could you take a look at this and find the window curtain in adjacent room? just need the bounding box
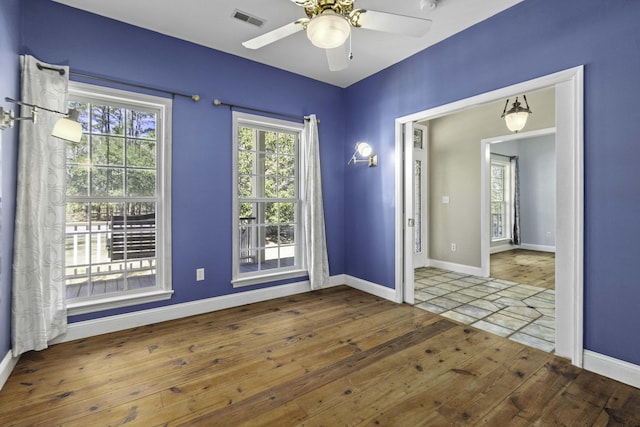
[511,156,521,245]
[12,55,69,356]
[302,115,329,290]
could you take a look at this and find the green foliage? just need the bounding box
[236,125,300,247]
[66,100,158,222]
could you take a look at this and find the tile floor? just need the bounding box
[414,267,556,353]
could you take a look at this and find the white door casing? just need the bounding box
[395,66,583,366]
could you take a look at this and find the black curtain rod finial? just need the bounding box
[36,63,200,102]
[36,62,65,76]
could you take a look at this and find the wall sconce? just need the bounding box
[501,95,533,133]
[0,97,83,142]
[348,142,378,167]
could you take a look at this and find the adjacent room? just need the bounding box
[1,0,640,424]
[411,90,559,354]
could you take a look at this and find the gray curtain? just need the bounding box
[511,156,521,245]
[12,55,68,356]
[302,114,329,290]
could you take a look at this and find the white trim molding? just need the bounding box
[0,351,19,391]
[481,127,557,278]
[519,244,556,253]
[53,280,314,344]
[395,65,584,367]
[52,274,360,345]
[428,259,486,278]
[583,350,640,389]
[344,275,397,302]
[490,243,516,254]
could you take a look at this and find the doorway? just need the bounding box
[394,67,583,366]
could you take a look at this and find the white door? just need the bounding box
[403,122,428,303]
[412,124,428,269]
[403,122,415,303]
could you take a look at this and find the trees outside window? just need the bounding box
[64,82,172,314]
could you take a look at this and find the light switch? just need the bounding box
[442,196,450,204]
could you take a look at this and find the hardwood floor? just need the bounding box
[1,286,639,426]
[491,249,556,289]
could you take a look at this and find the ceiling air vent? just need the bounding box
[233,10,265,27]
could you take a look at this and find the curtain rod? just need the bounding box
[36,63,200,102]
[213,99,319,124]
[491,153,517,159]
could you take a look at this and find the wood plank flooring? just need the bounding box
[491,249,556,289]
[1,286,638,426]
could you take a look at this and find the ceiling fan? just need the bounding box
[242,0,432,71]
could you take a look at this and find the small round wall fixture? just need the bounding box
[348,142,378,167]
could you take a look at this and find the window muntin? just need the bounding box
[233,113,305,286]
[64,82,172,314]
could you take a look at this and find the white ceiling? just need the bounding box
[52,0,522,88]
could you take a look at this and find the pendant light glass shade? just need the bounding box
[52,108,83,143]
[501,96,533,133]
[504,111,530,133]
[307,11,351,49]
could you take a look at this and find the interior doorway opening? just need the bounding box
[394,66,583,366]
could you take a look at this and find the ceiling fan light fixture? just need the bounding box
[306,11,351,49]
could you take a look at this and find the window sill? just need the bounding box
[232,269,308,288]
[67,290,174,316]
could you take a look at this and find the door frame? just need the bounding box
[480,126,557,278]
[394,66,584,366]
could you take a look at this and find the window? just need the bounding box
[64,81,172,314]
[232,112,306,287]
[490,158,512,241]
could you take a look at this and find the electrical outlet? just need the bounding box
[451,243,456,252]
[196,268,205,281]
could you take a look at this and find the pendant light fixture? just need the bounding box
[501,95,533,133]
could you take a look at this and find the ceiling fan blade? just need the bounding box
[326,44,349,72]
[357,9,432,38]
[242,21,305,49]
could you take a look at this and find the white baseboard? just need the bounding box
[490,243,515,254]
[52,275,348,345]
[53,280,313,344]
[519,243,556,253]
[5,278,640,394]
[428,259,485,277]
[0,351,19,391]
[583,350,640,389]
[343,275,397,302]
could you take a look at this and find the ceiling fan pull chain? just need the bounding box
[349,31,354,60]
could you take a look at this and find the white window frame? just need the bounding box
[65,81,173,315]
[490,156,512,242]
[232,112,307,287]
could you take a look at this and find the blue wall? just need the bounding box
[3,0,640,368]
[0,0,21,359]
[344,0,640,365]
[17,0,346,323]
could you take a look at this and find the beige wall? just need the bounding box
[420,87,555,268]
